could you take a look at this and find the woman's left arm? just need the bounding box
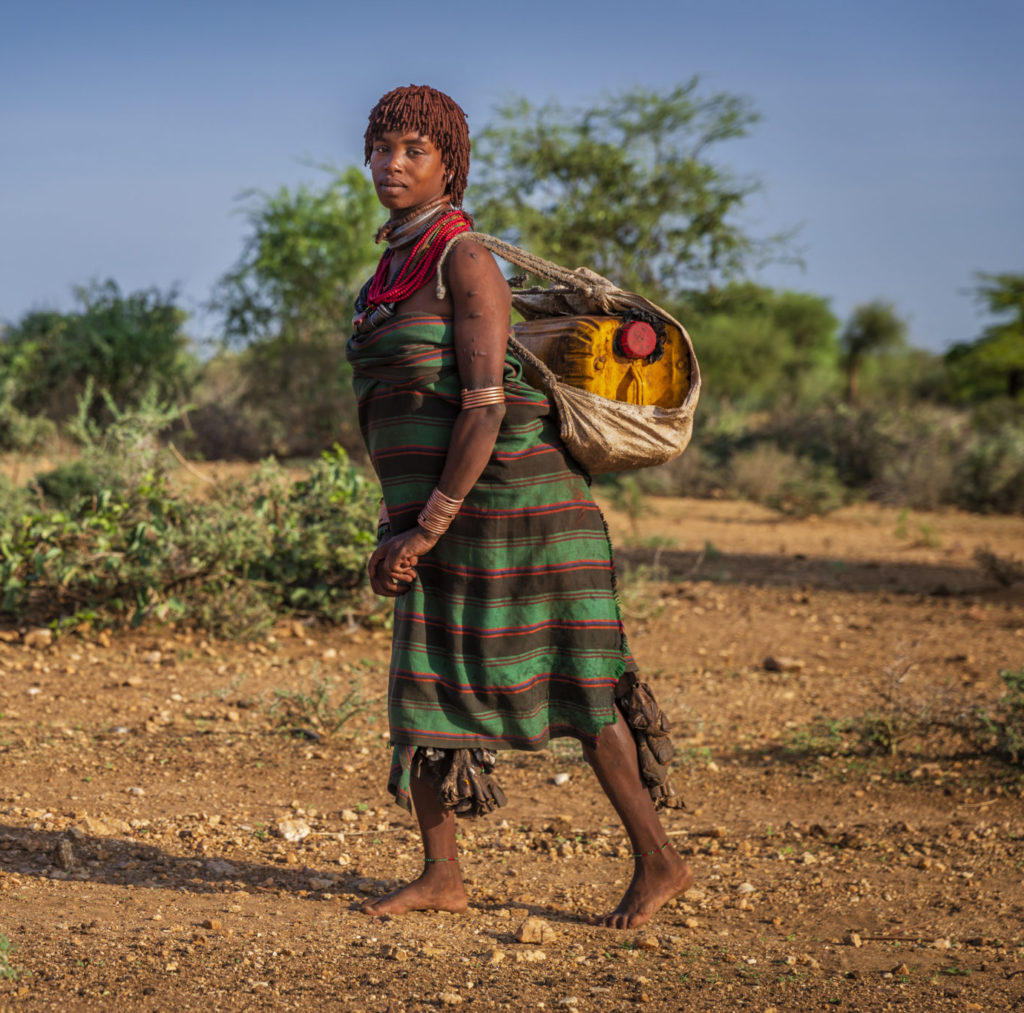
[367,239,510,595]
[433,238,511,497]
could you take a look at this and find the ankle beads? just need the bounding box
[632,840,670,858]
[424,857,458,863]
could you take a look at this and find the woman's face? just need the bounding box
[369,129,448,214]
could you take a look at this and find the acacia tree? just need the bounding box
[945,272,1024,401]
[470,81,793,300]
[212,166,380,346]
[839,301,907,404]
[201,167,381,457]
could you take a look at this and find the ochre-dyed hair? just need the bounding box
[364,85,471,207]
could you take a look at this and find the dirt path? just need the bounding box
[2,497,1023,1011]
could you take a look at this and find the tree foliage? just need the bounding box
[679,283,839,406]
[945,272,1024,402]
[471,81,792,299]
[839,301,908,404]
[212,166,380,346]
[197,167,382,458]
[0,280,193,422]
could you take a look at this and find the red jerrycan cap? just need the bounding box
[619,320,657,359]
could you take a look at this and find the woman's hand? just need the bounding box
[368,527,439,596]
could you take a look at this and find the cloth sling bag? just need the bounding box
[436,232,701,475]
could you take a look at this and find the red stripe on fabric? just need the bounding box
[390,723,597,747]
[416,559,613,580]
[394,613,622,638]
[393,669,618,695]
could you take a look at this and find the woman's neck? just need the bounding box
[376,194,451,246]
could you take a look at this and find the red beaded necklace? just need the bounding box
[366,209,471,308]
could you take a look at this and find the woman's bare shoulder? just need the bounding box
[446,236,508,296]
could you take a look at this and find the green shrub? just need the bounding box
[955,421,1024,513]
[727,443,846,517]
[0,390,380,636]
[977,668,1024,765]
[0,280,195,424]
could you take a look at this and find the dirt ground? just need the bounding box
[2,495,1023,1012]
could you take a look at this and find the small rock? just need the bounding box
[438,992,463,1006]
[514,949,547,963]
[634,932,659,951]
[485,947,504,965]
[763,655,804,672]
[684,917,700,929]
[309,877,334,891]
[736,882,755,894]
[126,786,145,797]
[142,650,162,664]
[202,919,222,931]
[844,932,863,948]
[515,915,558,944]
[932,937,952,950]
[322,648,338,661]
[552,773,571,786]
[892,962,910,975]
[23,628,53,650]
[384,945,409,962]
[556,999,578,1008]
[276,818,311,842]
[340,809,360,822]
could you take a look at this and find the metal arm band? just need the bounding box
[417,487,464,536]
[460,386,506,410]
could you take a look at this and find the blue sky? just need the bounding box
[2,0,1021,353]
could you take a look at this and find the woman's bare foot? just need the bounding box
[597,848,694,929]
[360,865,468,917]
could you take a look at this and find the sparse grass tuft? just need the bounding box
[265,675,368,737]
[0,933,26,982]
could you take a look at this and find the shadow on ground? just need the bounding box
[617,546,1019,597]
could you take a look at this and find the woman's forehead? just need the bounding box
[373,128,436,145]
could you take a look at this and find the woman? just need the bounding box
[346,85,692,929]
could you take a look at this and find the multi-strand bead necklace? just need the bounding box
[365,207,471,309]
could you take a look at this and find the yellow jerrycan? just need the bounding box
[512,313,691,410]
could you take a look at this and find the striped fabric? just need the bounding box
[347,314,633,811]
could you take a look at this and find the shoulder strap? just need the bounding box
[434,231,689,335]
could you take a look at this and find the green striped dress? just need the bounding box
[347,313,632,811]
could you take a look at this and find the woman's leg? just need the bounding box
[360,771,468,916]
[583,708,693,928]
